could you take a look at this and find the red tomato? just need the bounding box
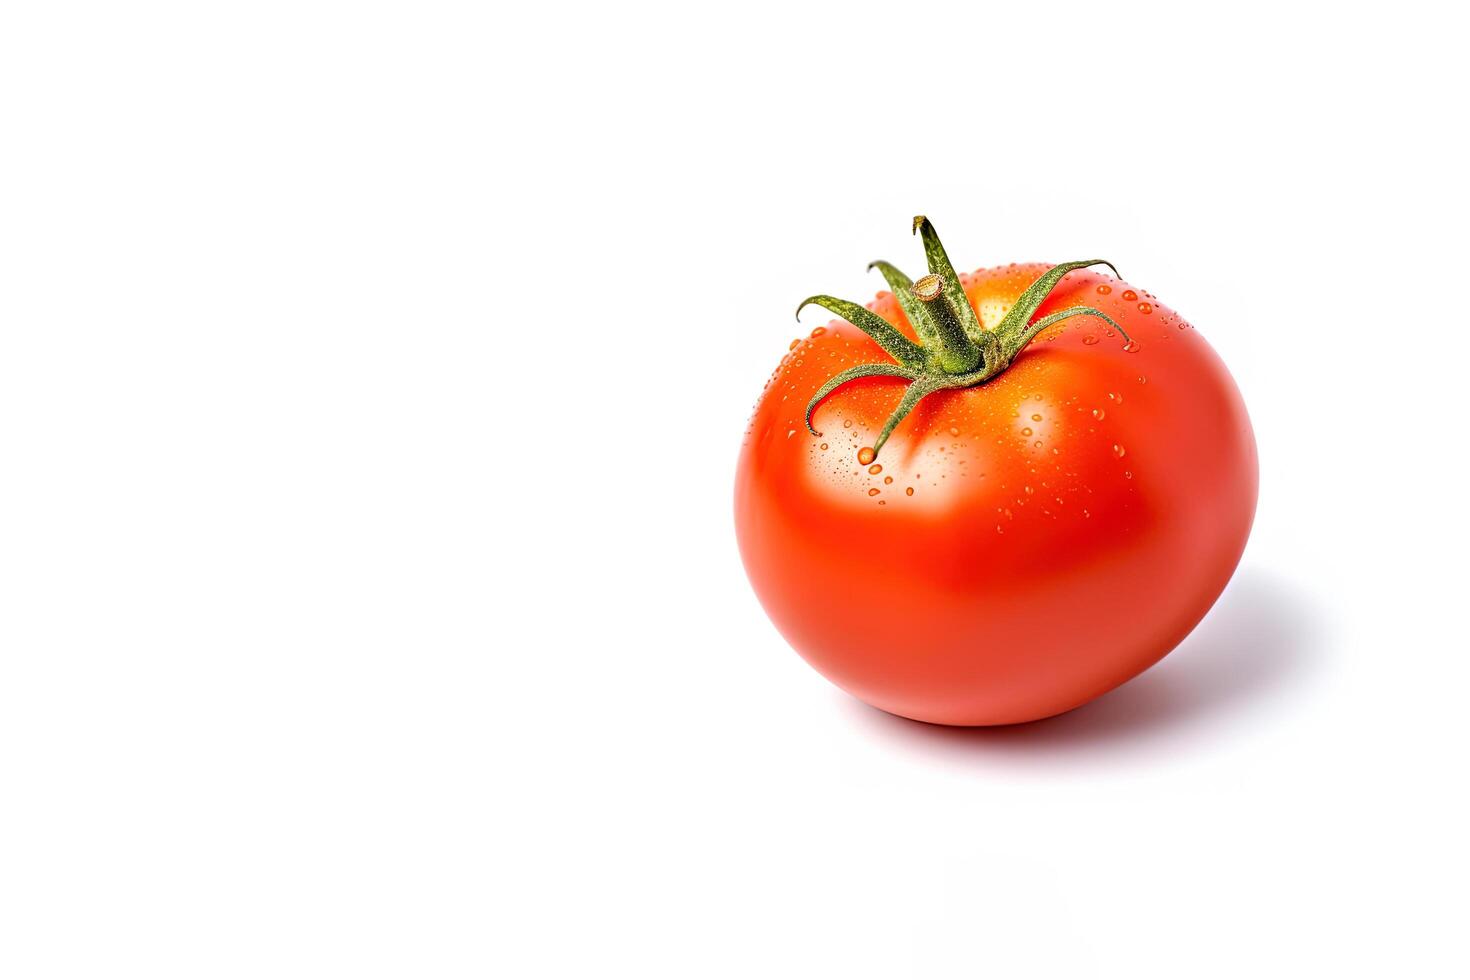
[734,221,1256,726]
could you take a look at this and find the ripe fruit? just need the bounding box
[735,218,1257,726]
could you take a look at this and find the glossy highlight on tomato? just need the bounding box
[734,222,1256,726]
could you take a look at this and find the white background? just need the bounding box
[2,2,1466,976]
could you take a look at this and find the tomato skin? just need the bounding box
[734,266,1257,726]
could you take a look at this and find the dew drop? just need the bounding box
[810,326,827,338]
[1082,334,1099,346]
[1124,470,1133,479]
[1021,427,1033,436]
[868,487,881,496]
[1031,413,1043,421]
[787,429,796,438]
[1092,408,1105,420]
[949,426,960,436]
[905,487,914,496]
[1113,443,1127,458]
[868,463,882,475]
[1108,391,1122,404]
[1096,284,1112,295]
[842,419,853,428]
[857,447,875,465]
[820,442,828,450]
[884,476,893,485]
[1137,302,1153,314]
[788,339,801,350]
[1121,289,1137,302]
[1122,340,1140,353]
[1137,375,1147,384]
[1024,485,1034,495]
[1034,440,1043,448]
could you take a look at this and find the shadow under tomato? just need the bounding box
[844,566,1325,765]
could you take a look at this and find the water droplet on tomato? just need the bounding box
[787,429,796,438]
[1137,302,1153,314]
[1031,413,1043,421]
[1137,375,1147,384]
[1124,470,1133,479]
[810,326,827,338]
[1021,427,1033,437]
[1082,334,1099,345]
[1122,340,1140,353]
[858,447,875,465]
[842,419,853,428]
[1121,289,1137,302]
[868,487,880,496]
[1113,443,1127,458]
[1096,284,1112,295]
[789,339,801,350]
[1093,408,1105,420]
[905,487,914,496]
[884,475,893,485]
[820,442,828,450]
[868,463,882,475]
[1024,485,1034,495]
[949,426,960,436]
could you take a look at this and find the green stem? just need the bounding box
[867,261,940,348]
[913,216,985,342]
[912,274,981,374]
[794,217,1132,461]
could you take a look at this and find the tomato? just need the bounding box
[734,218,1257,726]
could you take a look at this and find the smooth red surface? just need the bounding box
[734,266,1257,725]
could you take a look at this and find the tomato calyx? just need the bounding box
[797,216,1133,459]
